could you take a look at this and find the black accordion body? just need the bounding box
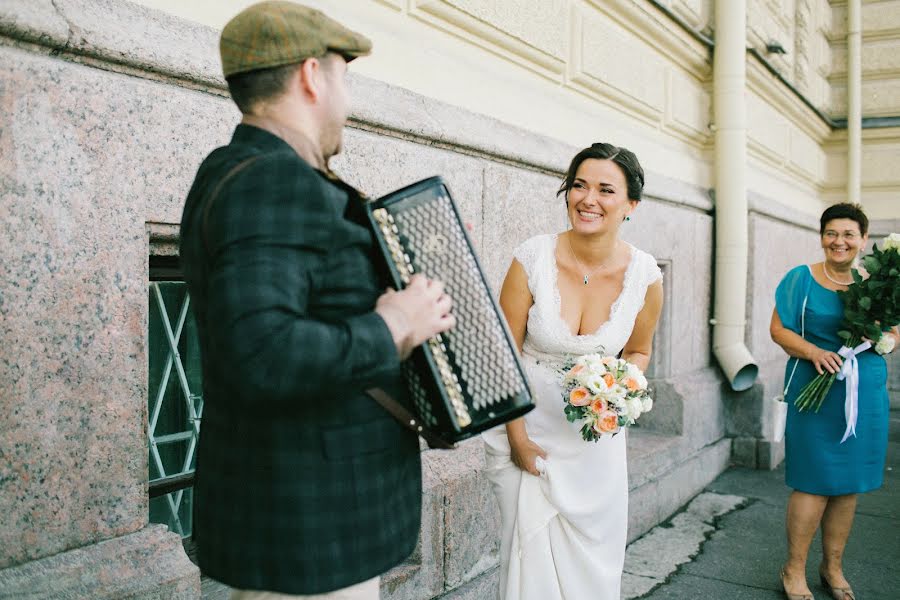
[367,177,534,444]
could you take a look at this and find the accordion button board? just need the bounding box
[368,176,535,443]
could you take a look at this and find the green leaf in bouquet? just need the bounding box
[859,296,872,310]
[844,309,863,323]
[852,269,864,284]
[866,324,882,340]
[863,255,881,273]
[837,330,851,341]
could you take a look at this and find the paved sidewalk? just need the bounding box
[625,411,899,599]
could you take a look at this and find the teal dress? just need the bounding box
[776,265,889,495]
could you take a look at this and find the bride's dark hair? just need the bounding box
[557,142,645,202]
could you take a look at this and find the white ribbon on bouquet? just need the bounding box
[836,340,872,443]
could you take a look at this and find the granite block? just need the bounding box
[433,566,499,600]
[627,437,732,542]
[723,382,766,439]
[0,0,69,48]
[649,439,732,530]
[381,483,443,600]
[747,213,820,361]
[0,46,157,567]
[345,70,574,176]
[481,163,566,292]
[732,437,758,469]
[639,380,685,435]
[0,525,198,599]
[678,368,729,451]
[757,439,785,471]
[622,201,713,375]
[333,127,485,252]
[441,469,500,589]
[13,0,223,86]
[628,479,662,543]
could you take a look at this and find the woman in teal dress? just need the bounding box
[771,203,897,600]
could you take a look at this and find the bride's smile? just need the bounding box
[566,157,638,237]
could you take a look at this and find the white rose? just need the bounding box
[875,335,896,355]
[627,398,644,420]
[586,376,608,394]
[625,363,643,380]
[581,353,602,365]
[641,396,654,413]
[882,232,900,252]
[586,362,607,377]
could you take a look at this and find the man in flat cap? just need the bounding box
[179,2,455,598]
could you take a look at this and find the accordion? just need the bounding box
[367,177,534,444]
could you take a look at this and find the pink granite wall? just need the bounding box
[0,2,232,570]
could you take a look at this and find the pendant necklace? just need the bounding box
[822,263,853,286]
[568,235,616,285]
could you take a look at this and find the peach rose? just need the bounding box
[602,373,616,388]
[569,386,592,406]
[589,397,608,414]
[567,364,585,377]
[592,410,620,434]
[623,377,641,392]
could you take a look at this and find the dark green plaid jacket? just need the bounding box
[179,124,421,594]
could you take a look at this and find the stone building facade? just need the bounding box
[0,0,897,598]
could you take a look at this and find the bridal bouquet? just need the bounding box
[560,354,653,441]
[794,235,900,430]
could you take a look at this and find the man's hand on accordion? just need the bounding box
[375,274,456,360]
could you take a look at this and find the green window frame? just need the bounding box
[147,256,202,538]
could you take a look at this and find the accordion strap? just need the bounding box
[365,387,455,450]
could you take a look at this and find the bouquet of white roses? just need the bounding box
[794,234,900,440]
[560,353,653,441]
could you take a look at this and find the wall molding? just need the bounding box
[410,0,566,82]
[0,0,716,214]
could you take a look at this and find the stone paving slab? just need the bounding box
[637,413,899,600]
[622,492,746,598]
[636,573,780,599]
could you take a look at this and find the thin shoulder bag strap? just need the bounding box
[783,293,808,397]
[201,155,264,258]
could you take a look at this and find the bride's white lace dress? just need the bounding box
[482,233,662,600]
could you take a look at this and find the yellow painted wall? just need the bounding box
[131,0,899,220]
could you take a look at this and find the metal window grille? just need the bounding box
[147,280,202,537]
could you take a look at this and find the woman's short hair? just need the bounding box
[820,202,868,236]
[557,143,645,201]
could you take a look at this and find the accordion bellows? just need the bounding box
[367,177,534,443]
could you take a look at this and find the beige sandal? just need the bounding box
[781,568,814,600]
[819,571,855,600]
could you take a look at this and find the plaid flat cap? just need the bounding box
[220,1,372,78]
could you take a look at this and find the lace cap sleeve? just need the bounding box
[511,235,543,279]
[640,250,663,288]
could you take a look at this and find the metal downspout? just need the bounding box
[712,0,759,391]
[847,0,862,204]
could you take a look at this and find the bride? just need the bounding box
[482,142,664,599]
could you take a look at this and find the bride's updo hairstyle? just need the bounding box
[557,142,645,203]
